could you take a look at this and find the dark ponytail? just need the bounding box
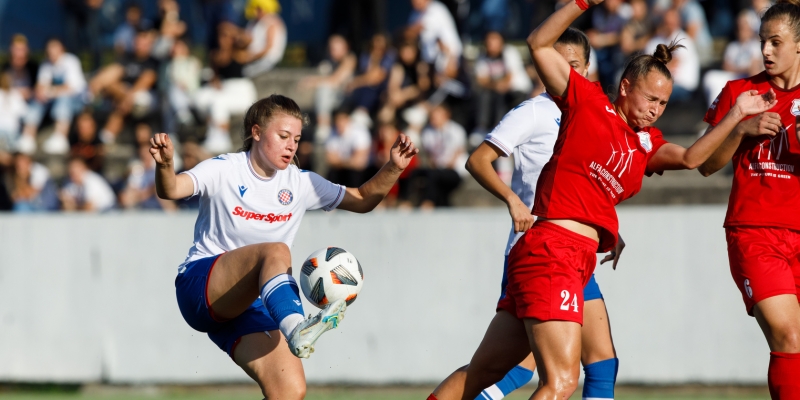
[619,39,684,87]
[555,27,591,65]
[763,0,800,41]
[240,94,308,152]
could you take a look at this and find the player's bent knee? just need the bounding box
[778,328,800,352]
[543,370,579,396]
[261,377,306,400]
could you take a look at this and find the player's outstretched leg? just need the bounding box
[206,242,345,358]
[233,331,306,399]
[286,298,347,358]
[581,298,619,400]
[525,319,582,399]
[753,295,800,398]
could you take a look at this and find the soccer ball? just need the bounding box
[299,247,364,308]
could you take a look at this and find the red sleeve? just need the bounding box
[703,81,735,127]
[645,128,669,176]
[550,68,603,111]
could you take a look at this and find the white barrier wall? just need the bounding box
[0,207,769,384]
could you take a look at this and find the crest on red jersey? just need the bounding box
[791,99,800,116]
[637,132,653,153]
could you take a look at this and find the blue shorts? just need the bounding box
[498,256,604,305]
[175,255,279,357]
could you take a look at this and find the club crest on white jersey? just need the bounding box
[278,189,294,205]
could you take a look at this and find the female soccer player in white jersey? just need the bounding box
[429,28,621,400]
[699,1,800,397]
[150,94,418,399]
[429,0,776,397]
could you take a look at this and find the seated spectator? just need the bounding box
[325,108,372,187]
[17,38,86,155]
[165,37,202,127]
[370,121,417,208]
[473,31,531,135]
[343,32,396,124]
[645,9,699,103]
[400,103,466,208]
[60,156,116,212]
[298,34,357,141]
[408,0,462,67]
[377,40,431,125]
[703,11,763,107]
[1,34,38,104]
[69,111,104,173]
[241,0,287,77]
[113,2,148,56]
[5,151,59,212]
[587,0,631,88]
[193,23,257,153]
[673,0,713,67]
[620,0,654,60]
[151,0,189,61]
[0,72,28,153]
[743,0,772,35]
[88,28,159,144]
[120,145,176,210]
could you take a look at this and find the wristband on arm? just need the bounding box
[575,0,589,10]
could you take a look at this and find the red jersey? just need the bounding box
[533,68,668,252]
[704,72,800,230]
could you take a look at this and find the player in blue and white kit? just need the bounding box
[151,94,418,399]
[429,29,621,400]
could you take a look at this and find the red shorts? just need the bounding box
[497,221,598,324]
[726,226,800,315]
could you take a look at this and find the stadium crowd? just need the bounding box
[0,0,769,212]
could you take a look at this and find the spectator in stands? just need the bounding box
[672,0,713,66]
[325,107,372,187]
[587,0,631,88]
[645,8,699,103]
[151,0,188,60]
[6,151,59,212]
[473,31,531,135]
[409,103,467,208]
[241,0,287,77]
[89,28,159,145]
[408,0,462,66]
[113,2,148,56]
[377,39,431,125]
[69,111,104,173]
[298,34,357,141]
[166,37,202,127]
[743,0,772,35]
[702,11,764,107]
[120,145,176,210]
[2,34,38,104]
[0,72,28,154]
[201,0,238,51]
[60,156,116,212]
[63,0,103,70]
[343,32,396,125]
[193,23,257,154]
[371,121,416,208]
[620,0,654,60]
[18,38,86,155]
[328,0,387,55]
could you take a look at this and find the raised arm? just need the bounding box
[698,111,782,176]
[337,133,418,213]
[648,89,777,172]
[466,142,534,233]
[151,133,194,200]
[527,0,600,97]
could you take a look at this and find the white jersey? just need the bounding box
[180,152,345,270]
[484,93,560,255]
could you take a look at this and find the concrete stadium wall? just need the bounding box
[0,207,770,385]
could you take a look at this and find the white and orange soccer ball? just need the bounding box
[299,247,364,308]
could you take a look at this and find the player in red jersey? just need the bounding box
[426,0,777,399]
[699,1,800,397]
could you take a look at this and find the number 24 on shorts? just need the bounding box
[560,290,579,312]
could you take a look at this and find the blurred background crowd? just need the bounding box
[0,0,767,212]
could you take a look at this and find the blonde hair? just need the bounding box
[240,94,308,152]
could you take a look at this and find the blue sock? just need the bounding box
[582,358,619,399]
[477,365,534,400]
[260,274,305,337]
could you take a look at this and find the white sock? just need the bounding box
[279,313,305,338]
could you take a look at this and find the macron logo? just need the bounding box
[554,117,561,126]
[238,185,248,197]
[605,106,617,115]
